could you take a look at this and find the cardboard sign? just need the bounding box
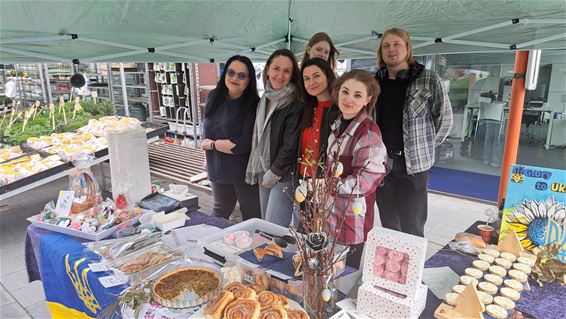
[55,190,75,217]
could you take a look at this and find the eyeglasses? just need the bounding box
[227,69,248,80]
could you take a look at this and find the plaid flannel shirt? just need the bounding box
[326,113,388,245]
[402,69,452,174]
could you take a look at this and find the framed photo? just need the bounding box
[362,227,427,298]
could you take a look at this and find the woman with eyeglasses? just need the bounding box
[201,55,261,221]
[246,49,303,227]
[300,32,339,71]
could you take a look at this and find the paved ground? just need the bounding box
[0,173,492,318]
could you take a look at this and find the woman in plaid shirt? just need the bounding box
[326,70,388,268]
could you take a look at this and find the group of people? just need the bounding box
[202,28,453,268]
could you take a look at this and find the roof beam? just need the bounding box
[443,20,515,41]
[77,37,146,51]
[157,51,208,62]
[82,49,148,63]
[521,19,566,25]
[0,47,69,63]
[516,33,566,49]
[443,39,510,49]
[155,39,211,51]
[1,35,72,44]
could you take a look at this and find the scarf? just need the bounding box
[245,82,296,184]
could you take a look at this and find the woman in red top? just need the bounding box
[298,58,340,178]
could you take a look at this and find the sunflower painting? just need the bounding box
[503,197,565,249]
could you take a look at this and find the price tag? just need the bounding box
[88,262,111,272]
[99,274,129,288]
[55,190,75,217]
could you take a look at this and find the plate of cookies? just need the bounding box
[191,281,308,319]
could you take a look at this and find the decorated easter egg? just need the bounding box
[333,162,344,177]
[322,288,332,302]
[352,200,364,215]
[295,185,307,203]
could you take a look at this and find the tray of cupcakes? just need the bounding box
[435,230,537,319]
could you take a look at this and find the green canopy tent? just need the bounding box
[1,0,565,63]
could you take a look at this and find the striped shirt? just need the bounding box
[326,112,388,245]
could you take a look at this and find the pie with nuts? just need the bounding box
[152,267,221,307]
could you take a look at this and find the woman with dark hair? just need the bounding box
[245,49,303,227]
[326,69,388,268]
[300,32,339,71]
[298,58,339,178]
[201,55,261,221]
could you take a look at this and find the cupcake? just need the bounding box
[512,262,532,275]
[500,252,517,262]
[483,248,500,258]
[486,304,508,319]
[508,269,528,283]
[478,253,495,263]
[494,296,516,310]
[473,260,490,271]
[495,258,512,270]
[503,279,523,292]
[500,287,520,301]
[489,265,507,277]
[465,267,483,279]
[479,281,498,295]
[484,273,503,286]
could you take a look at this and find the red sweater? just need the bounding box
[299,100,332,177]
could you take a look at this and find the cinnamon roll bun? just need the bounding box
[204,290,234,319]
[223,299,261,319]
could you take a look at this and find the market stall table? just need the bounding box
[420,221,565,319]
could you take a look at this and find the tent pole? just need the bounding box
[0,47,68,63]
[44,64,53,104]
[119,63,129,117]
[37,63,47,103]
[444,39,509,49]
[83,50,147,63]
[497,50,528,206]
[187,63,199,147]
[517,33,566,48]
[287,0,293,50]
[1,35,72,44]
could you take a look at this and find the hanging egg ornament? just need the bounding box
[352,199,365,215]
[322,288,332,302]
[307,257,319,269]
[295,185,307,203]
[334,162,344,177]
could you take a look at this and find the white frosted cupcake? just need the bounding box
[486,304,509,318]
[494,296,516,310]
[512,262,532,274]
[452,284,466,294]
[473,260,491,271]
[478,253,495,263]
[460,275,479,287]
[500,287,520,301]
[483,248,500,258]
[504,279,523,292]
[508,269,528,283]
[500,252,517,262]
[495,257,512,270]
[445,292,460,306]
[465,267,484,279]
[489,265,507,277]
[484,273,504,286]
[479,281,498,295]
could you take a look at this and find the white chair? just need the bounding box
[474,102,506,142]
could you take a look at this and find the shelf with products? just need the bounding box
[149,62,189,120]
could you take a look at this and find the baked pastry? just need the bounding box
[508,269,528,283]
[484,273,503,286]
[465,267,483,279]
[292,253,303,277]
[223,299,261,319]
[258,306,287,319]
[204,290,235,319]
[478,291,493,305]
[517,256,535,267]
[455,232,486,249]
[503,279,523,292]
[234,287,257,300]
[473,260,490,271]
[287,309,308,319]
[459,275,478,287]
[483,248,500,258]
[257,291,280,309]
[486,304,508,319]
[452,285,466,294]
[500,252,517,262]
[500,287,520,301]
[494,296,516,310]
[445,292,459,306]
[265,243,283,258]
[512,262,532,274]
[152,267,221,301]
[489,265,507,277]
[248,284,266,294]
[254,248,267,261]
[495,258,512,270]
[225,282,246,294]
[477,253,495,263]
[478,281,498,295]
[278,295,290,310]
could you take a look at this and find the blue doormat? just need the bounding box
[428,167,500,203]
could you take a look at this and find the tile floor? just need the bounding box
[0,176,493,318]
